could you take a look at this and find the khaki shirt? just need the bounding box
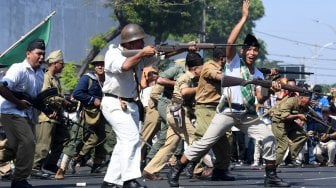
[38,71,64,122]
[271,97,307,124]
[195,60,222,104]
[172,71,197,107]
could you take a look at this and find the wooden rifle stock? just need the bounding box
[121,43,244,57]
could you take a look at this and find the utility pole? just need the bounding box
[201,0,206,43]
[200,0,206,57]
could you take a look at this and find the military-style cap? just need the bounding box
[120,23,145,44]
[91,55,104,64]
[299,91,312,97]
[313,84,322,93]
[27,38,45,52]
[47,50,63,63]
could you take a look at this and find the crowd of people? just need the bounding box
[1,0,336,188]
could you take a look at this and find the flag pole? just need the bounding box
[0,11,56,58]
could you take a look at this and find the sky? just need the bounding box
[253,0,336,85]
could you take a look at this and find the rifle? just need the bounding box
[221,75,317,95]
[121,43,244,57]
[259,68,314,75]
[306,108,335,142]
[57,112,94,134]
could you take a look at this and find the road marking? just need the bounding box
[305,177,336,181]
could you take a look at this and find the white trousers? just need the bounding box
[185,112,276,162]
[101,96,141,185]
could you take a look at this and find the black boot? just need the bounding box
[167,160,186,187]
[183,161,196,179]
[123,179,146,188]
[264,164,290,187]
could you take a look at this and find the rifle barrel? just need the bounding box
[259,68,314,75]
[121,43,244,57]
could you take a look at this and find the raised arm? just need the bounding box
[226,0,249,61]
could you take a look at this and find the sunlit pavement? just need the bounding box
[1,165,336,188]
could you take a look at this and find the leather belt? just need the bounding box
[104,93,135,103]
[225,102,245,111]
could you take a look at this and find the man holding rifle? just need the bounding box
[167,0,290,187]
[271,88,310,168]
[0,39,45,188]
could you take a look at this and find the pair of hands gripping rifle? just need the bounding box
[305,107,335,143]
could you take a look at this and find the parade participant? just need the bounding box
[32,50,71,179]
[141,62,185,170]
[100,23,158,188]
[55,55,116,179]
[142,52,203,180]
[271,91,310,167]
[167,0,290,187]
[190,48,233,180]
[0,39,45,188]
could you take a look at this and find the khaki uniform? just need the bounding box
[194,60,231,171]
[140,84,163,159]
[144,71,196,174]
[143,65,185,160]
[33,71,70,171]
[271,97,308,166]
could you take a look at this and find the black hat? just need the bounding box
[243,34,260,48]
[27,39,45,52]
[313,84,322,92]
[186,52,203,68]
[299,91,312,97]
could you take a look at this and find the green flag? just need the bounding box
[0,13,53,66]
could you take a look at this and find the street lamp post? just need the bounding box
[310,42,336,84]
[313,19,336,36]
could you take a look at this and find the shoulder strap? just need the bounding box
[84,72,95,90]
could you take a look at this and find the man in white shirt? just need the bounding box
[0,39,45,188]
[100,23,158,188]
[167,0,290,187]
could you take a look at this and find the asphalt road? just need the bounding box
[1,164,336,188]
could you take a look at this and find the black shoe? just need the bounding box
[122,179,146,188]
[265,165,290,187]
[211,168,235,181]
[101,181,119,188]
[264,176,291,187]
[11,179,33,188]
[31,169,51,179]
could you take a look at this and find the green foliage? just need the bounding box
[89,34,107,49]
[60,62,79,93]
[105,0,265,52]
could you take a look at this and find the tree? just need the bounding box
[61,62,80,93]
[78,0,265,76]
[77,26,123,77]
